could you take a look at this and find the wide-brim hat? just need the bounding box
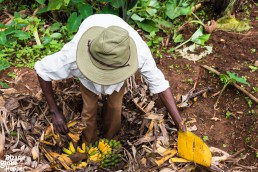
[76,26,138,85]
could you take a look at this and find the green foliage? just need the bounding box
[0,59,10,71]
[249,65,258,72]
[0,14,71,68]
[202,135,209,141]
[35,0,128,32]
[215,71,250,108]
[0,0,209,71]
[190,26,210,45]
[0,82,9,88]
[67,12,83,33]
[225,111,231,119]
[220,71,250,87]
[170,26,210,52]
[0,59,10,88]
[245,97,253,108]
[165,0,194,20]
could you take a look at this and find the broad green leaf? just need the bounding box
[64,0,70,5]
[192,34,210,45]
[14,31,30,40]
[97,0,111,2]
[131,14,145,22]
[137,0,160,16]
[227,71,250,86]
[165,0,193,20]
[78,3,93,19]
[50,22,62,32]
[0,24,6,29]
[174,34,184,43]
[146,7,158,16]
[42,36,52,45]
[0,32,7,45]
[110,0,123,8]
[0,59,10,71]
[99,5,119,15]
[190,27,210,45]
[0,0,3,3]
[36,0,45,4]
[149,0,160,8]
[50,33,62,39]
[190,26,203,40]
[48,0,63,10]
[136,20,159,33]
[67,12,82,33]
[71,0,85,4]
[0,81,9,89]
[37,6,48,14]
[157,19,173,31]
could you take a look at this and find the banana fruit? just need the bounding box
[49,139,123,170]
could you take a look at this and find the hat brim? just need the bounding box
[76,26,138,86]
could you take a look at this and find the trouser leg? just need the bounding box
[80,84,99,144]
[102,84,126,139]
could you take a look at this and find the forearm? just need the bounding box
[158,88,185,131]
[37,75,58,113]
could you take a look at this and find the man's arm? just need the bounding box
[37,75,68,133]
[158,88,186,132]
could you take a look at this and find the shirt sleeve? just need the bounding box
[138,44,170,94]
[34,40,77,81]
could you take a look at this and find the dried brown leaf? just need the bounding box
[31,145,39,160]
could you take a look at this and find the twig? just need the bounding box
[247,145,258,152]
[201,65,258,104]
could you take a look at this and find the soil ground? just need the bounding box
[1,2,258,171]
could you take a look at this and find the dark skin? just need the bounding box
[38,75,186,134]
[37,75,68,133]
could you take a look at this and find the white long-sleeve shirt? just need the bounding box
[34,14,169,95]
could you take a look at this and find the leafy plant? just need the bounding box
[0,59,10,88]
[225,111,231,119]
[202,135,209,141]
[252,87,258,93]
[8,72,16,79]
[36,0,136,33]
[0,13,72,68]
[170,26,210,52]
[215,71,250,108]
[245,97,253,108]
[165,0,194,20]
[249,65,258,72]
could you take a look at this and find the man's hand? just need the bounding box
[37,75,69,134]
[51,111,69,134]
[158,88,187,132]
[179,120,187,132]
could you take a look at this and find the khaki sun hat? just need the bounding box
[76,26,138,85]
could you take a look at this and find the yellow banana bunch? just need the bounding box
[71,161,88,170]
[77,142,86,153]
[69,142,76,153]
[62,142,76,155]
[88,147,102,162]
[98,139,112,155]
[62,147,73,155]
